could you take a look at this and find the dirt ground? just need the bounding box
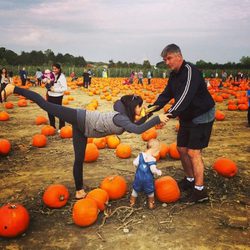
[0,82,249,250]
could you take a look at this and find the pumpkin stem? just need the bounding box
[59,195,65,201]
[9,204,17,209]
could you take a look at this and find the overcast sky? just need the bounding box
[1,0,249,65]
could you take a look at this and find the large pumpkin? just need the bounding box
[0,111,10,121]
[43,184,70,208]
[115,143,132,159]
[213,157,238,178]
[41,125,56,136]
[141,127,157,141]
[106,135,120,149]
[72,198,99,227]
[169,142,180,160]
[32,134,47,148]
[35,116,48,125]
[155,176,180,203]
[100,175,127,200]
[60,126,73,139]
[86,188,109,211]
[84,143,99,162]
[0,139,11,156]
[0,204,30,238]
[159,143,169,159]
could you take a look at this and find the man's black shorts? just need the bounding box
[177,120,214,149]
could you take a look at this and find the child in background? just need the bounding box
[42,69,55,90]
[130,139,162,209]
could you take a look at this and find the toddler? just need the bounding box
[42,69,55,90]
[130,138,162,209]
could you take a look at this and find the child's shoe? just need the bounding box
[148,197,155,209]
[130,195,137,207]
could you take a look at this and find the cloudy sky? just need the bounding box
[1,0,249,64]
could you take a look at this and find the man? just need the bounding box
[151,44,215,203]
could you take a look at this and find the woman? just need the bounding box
[1,84,170,199]
[47,63,68,132]
[0,68,10,85]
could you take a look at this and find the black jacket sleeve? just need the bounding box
[168,65,201,117]
[113,114,161,134]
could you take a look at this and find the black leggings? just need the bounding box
[14,86,87,190]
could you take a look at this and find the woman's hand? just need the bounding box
[158,113,171,124]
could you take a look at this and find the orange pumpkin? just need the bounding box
[106,135,120,149]
[72,198,99,227]
[43,184,70,208]
[215,110,225,121]
[60,126,73,138]
[155,176,180,203]
[4,102,14,109]
[213,157,238,178]
[0,111,10,121]
[141,127,157,141]
[35,116,48,125]
[86,188,109,211]
[32,134,47,148]
[169,142,180,159]
[238,104,248,111]
[41,125,56,136]
[228,104,238,111]
[93,137,107,149]
[100,175,127,200]
[115,143,132,159]
[0,139,11,156]
[17,99,28,107]
[84,143,99,162]
[0,204,30,238]
[159,143,169,159]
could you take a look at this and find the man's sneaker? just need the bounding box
[178,177,194,192]
[182,188,209,204]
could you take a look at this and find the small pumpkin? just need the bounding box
[213,157,238,178]
[159,143,169,159]
[0,111,10,121]
[17,99,28,107]
[100,175,127,200]
[169,142,180,159]
[141,127,157,141]
[155,176,180,203]
[41,125,56,136]
[60,126,73,139]
[106,135,120,149]
[84,143,99,162]
[86,188,109,211]
[115,143,132,159]
[93,137,107,149]
[32,134,47,148]
[43,184,70,208]
[0,139,11,156]
[4,102,14,109]
[35,116,48,125]
[72,198,99,227]
[0,204,30,238]
[215,110,225,121]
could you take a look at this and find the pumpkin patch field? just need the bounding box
[0,77,249,249]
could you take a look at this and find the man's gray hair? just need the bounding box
[161,44,182,57]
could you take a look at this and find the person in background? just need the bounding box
[87,69,93,85]
[19,67,27,86]
[138,70,143,84]
[149,43,215,203]
[247,83,250,127]
[47,63,67,132]
[83,69,90,88]
[35,68,43,86]
[147,70,153,84]
[8,70,13,84]
[102,69,108,78]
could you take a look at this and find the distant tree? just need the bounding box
[108,59,115,68]
[142,60,151,69]
[240,56,250,65]
[5,49,18,65]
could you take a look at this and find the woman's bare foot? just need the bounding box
[0,84,15,102]
[75,189,87,199]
